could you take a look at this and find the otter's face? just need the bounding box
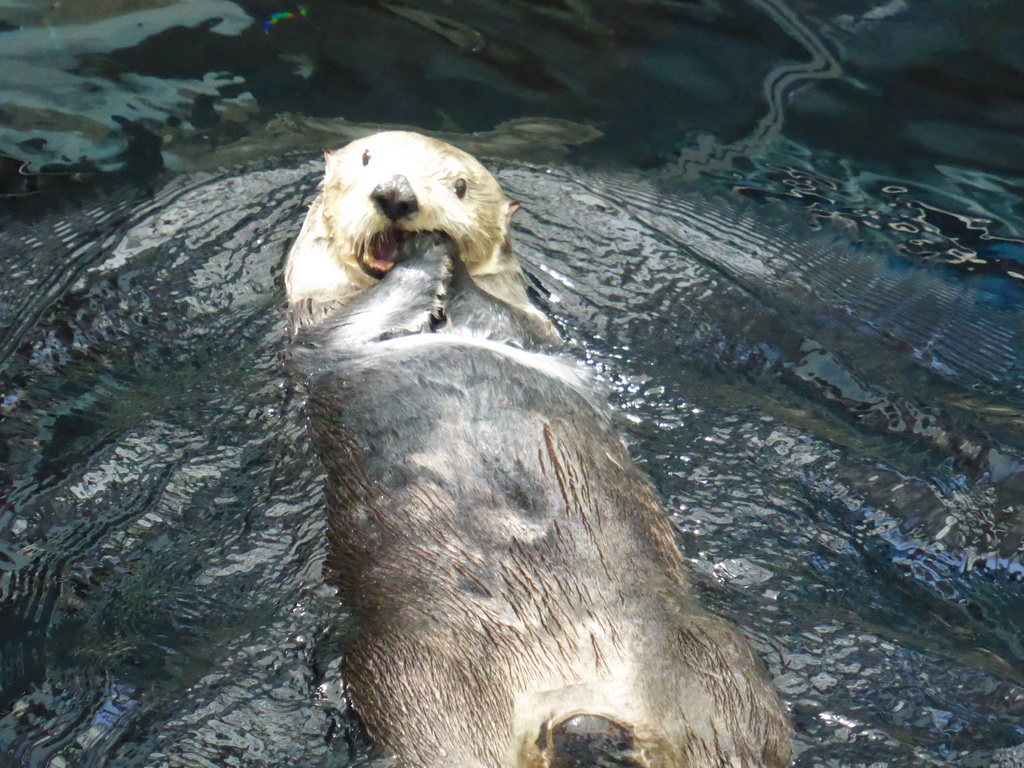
[319,131,518,281]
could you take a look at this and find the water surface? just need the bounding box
[2,1,1024,766]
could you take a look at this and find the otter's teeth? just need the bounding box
[358,227,410,278]
[371,227,401,264]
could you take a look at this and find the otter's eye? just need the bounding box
[362,149,371,166]
[454,178,467,199]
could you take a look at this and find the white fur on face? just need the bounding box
[286,131,516,306]
[325,132,510,269]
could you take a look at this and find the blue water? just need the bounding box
[1,1,1024,765]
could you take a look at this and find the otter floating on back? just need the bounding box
[286,131,791,768]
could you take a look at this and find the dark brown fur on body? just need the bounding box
[291,230,790,768]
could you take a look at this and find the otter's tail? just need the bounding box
[538,715,644,768]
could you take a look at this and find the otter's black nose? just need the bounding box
[371,175,419,221]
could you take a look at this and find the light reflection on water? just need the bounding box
[2,0,1024,765]
[1,155,1022,765]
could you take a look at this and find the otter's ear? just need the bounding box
[506,200,521,221]
[323,149,338,178]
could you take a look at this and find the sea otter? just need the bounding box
[286,131,791,768]
[285,130,555,344]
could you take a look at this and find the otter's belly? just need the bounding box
[304,335,789,768]
[305,336,673,583]
[315,336,597,474]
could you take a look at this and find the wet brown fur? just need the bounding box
[288,133,792,767]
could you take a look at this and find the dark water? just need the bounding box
[2,1,1024,766]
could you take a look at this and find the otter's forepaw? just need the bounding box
[390,231,454,333]
[336,232,452,342]
[300,232,456,348]
[391,230,455,281]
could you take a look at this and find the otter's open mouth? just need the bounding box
[358,227,417,279]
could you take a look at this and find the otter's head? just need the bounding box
[286,131,520,307]
[322,131,518,280]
